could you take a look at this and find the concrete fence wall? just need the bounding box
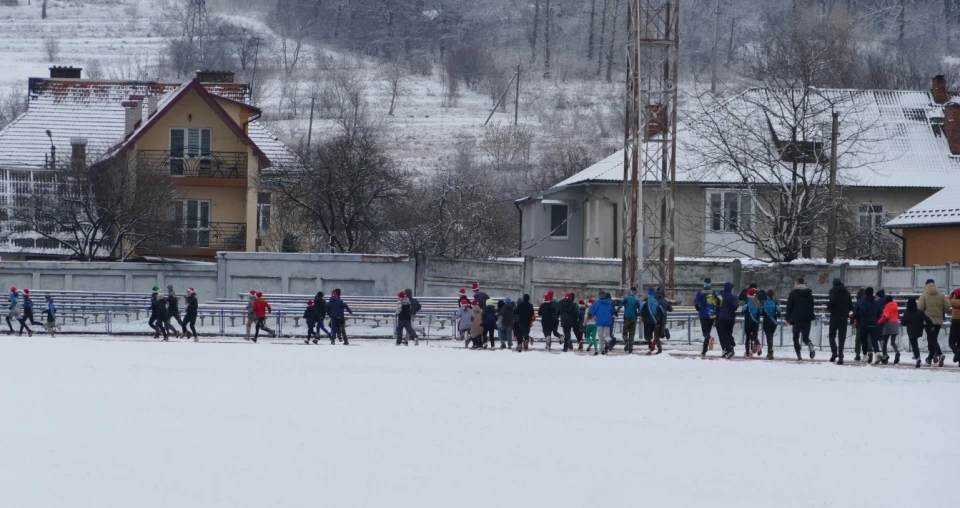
[2,254,959,304]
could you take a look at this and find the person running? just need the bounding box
[949,289,960,367]
[6,287,21,334]
[333,288,350,343]
[648,288,674,355]
[742,288,762,358]
[584,299,598,354]
[183,287,199,342]
[472,283,489,309]
[917,279,950,366]
[857,287,882,364]
[515,294,535,352]
[396,291,419,346]
[639,289,664,355]
[456,298,473,348]
[590,292,615,355]
[559,292,581,352]
[826,278,853,363]
[304,299,320,345]
[313,292,332,342]
[786,277,817,361]
[482,299,498,349]
[694,278,721,358]
[759,289,781,359]
[150,287,169,341]
[251,292,275,343]
[42,295,57,337]
[470,299,484,349]
[326,290,352,345]
[243,290,257,341]
[537,291,561,350]
[877,294,901,364]
[16,289,33,337]
[900,297,928,368]
[165,285,183,338]
[498,298,515,350]
[715,282,738,358]
[615,287,641,354]
[578,299,588,351]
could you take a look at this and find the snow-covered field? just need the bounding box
[0,336,956,508]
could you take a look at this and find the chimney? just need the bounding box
[196,70,235,83]
[70,137,87,170]
[943,103,960,155]
[49,66,82,79]
[147,95,158,119]
[121,100,141,137]
[933,75,949,104]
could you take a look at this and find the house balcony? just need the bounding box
[137,150,248,185]
[142,222,247,258]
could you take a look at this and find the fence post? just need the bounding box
[276,311,282,337]
[220,309,225,336]
[105,309,111,335]
[817,317,823,350]
[779,319,784,347]
[687,314,691,345]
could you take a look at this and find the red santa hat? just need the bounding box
[472,282,480,292]
[458,288,467,296]
[398,291,406,299]
[23,288,30,295]
[249,290,256,296]
[473,299,480,306]
[9,286,16,292]
[459,297,469,306]
[953,288,960,299]
[307,300,314,306]
[256,292,263,298]
[588,299,596,304]
[565,292,574,300]
[578,300,585,305]
[747,288,757,297]
[187,287,195,294]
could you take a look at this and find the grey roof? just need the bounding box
[886,186,960,228]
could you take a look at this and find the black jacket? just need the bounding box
[786,286,815,325]
[858,295,882,328]
[558,298,579,327]
[313,294,327,320]
[516,297,535,327]
[537,300,559,326]
[185,294,199,315]
[303,306,319,324]
[900,308,929,339]
[499,303,515,328]
[152,294,168,319]
[481,305,498,328]
[826,284,852,324]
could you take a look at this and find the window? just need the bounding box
[170,128,211,176]
[859,204,885,233]
[257,192,272,234]
[707,190,753,232]
[171,199,211,247]
[550,204,568,238]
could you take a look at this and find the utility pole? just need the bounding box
[250,37,261,105]
[826,110,839,264]
[515,63,521,126]
[306,95,316,161]
[710,0,721,95]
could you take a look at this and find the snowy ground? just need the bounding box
[0,335,956,508]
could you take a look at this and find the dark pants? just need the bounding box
[744,320,760,353]
[542,321,560,348]
[183,312,198,337]
[150,313,168,339]
[925,325,943,359]
[340,320,348,344]
[763,323,777,351]
[18,317,31,335]
[882,334,900,355]
[829,321,847,357]
[948,323,960,358]
[307,320,318,340]
[561,323,582,351]
[622,318,637,352]
[398,319,417,344]
[167,311,184,334]
[483,325,496,347]
[858,327,874,354]
[715,318,735,354]
[792,320,812,356]
[700,318,716,354]
[24,310,40,326]
[908,334,922,359]
[518,324,531,350]
[330,317,344,344]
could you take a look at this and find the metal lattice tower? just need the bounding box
[184,0,208,68]
[622,0,679,295]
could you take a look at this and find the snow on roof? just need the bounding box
[886,185,960,227]
[248,121,300,170]
[0,77,285,170]
[547,88,960,194]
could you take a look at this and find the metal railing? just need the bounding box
[137,150,248,179]
[145,222,247,251]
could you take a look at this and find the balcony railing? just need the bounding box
[137,150,248,179]
[147,222,247,251]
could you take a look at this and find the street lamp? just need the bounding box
[807,87,840,264]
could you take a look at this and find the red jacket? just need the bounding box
[253,298,272,319]
[878,301,899,325]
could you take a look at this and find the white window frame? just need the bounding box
[706,189,754,233]
[859,203,885,233]
[170,128,212,176]
[549,203,569,239]
[171,199,212,248]
[257,192,272,234]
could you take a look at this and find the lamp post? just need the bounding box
[807,87,839,264]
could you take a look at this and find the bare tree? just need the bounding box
[0,84,27,130]
[482,124,534,172]
[378,57,408,116]
[14,156,180,261]
[43,37,60,62]
[268,0,318,75]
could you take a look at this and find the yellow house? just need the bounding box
[0,67,297,260]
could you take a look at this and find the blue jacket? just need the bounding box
[741,297,761,324]
[8,292,17,310]
[616,293,641,319]
[858,296,881,328]
[717,283,738,321]
[46,300,56,318]
[590,297,615,328]
[762,298,782,327]
[693,288,720,319]
[639,297,663,324]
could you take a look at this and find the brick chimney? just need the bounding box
[121,100,141,137]
[146,95,158,119]
[933,75,949,104]
[942,103,960,155]
[196,70,235,83]
[49,66,82,79]
[70,137,87,170]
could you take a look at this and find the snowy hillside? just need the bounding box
[1,336,957,508]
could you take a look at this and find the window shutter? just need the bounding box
[170,130,184,157]
[187,129,200,157]
[200,129,211,156]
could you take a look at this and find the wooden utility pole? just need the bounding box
[710,0,720,94]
